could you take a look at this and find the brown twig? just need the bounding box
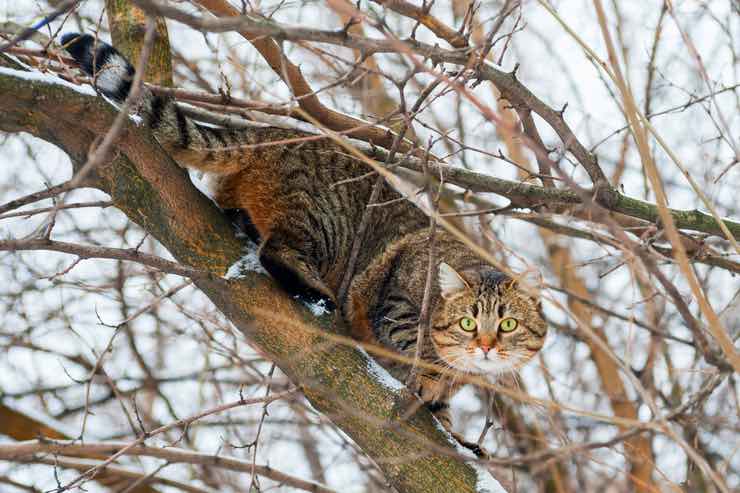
[0,238,213,280]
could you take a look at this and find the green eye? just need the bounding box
[499,318,518,332]
[459,317,477,332]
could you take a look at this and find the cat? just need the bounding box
[61,32,547,443]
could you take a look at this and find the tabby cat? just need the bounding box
[62,33,547,437]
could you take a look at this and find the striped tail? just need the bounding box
[61,33,251,174]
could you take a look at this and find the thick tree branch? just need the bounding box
[105,0,173,87]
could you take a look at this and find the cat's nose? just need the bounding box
[478,335,494,354]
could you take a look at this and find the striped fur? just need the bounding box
[63,33,547,431]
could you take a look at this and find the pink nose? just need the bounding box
[480,345,491,354]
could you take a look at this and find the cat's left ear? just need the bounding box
[438,262,470,299]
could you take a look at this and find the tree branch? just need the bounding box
[0,439,335,493]
[0,238,213,280]
[0,403,160,493]
[395,157,740,241]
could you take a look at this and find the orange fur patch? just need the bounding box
[349,296,376,344]
[214,165,283,237]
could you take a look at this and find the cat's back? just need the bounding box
[217,133,428,291]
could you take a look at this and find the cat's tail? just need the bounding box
[61,33,250,174]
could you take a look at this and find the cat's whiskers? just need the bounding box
[449,350,476,374]
[428,353,471,380]
[510,369,523,394]
[509,350,531,368]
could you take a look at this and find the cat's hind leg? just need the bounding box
[258,230,336,312]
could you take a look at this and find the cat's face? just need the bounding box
[430,263,547,375]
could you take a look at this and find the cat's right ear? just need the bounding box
[438,262,469,299]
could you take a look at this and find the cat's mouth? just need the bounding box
[438,348,526,375]
[470,356,521,375]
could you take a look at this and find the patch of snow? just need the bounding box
[355,347,405,392]
[5,54,35,71]
[100,93,121,109]
[304,298,331,317]
[0,66,96,96]
[187,169,220,202]
[432,418,474,456]
[480,58,506,72]
[224,247,264,279]
[469,461,508,493]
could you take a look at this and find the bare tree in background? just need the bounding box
[0,1,738,492]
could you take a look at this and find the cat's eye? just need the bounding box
[459,317,477,332]
[498,318,518,332]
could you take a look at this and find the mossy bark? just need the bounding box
[105,0,173,87]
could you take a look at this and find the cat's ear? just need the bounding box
[438,262,469,299]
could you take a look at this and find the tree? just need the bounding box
[0,1,738,492]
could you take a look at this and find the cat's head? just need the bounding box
[430,262,547,375]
